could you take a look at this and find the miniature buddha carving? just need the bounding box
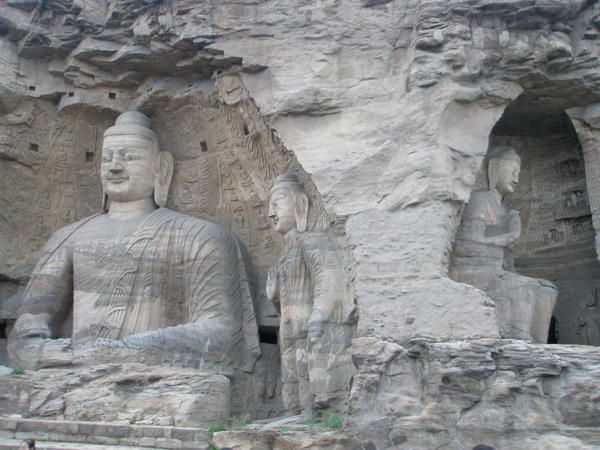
[9,111,261,372]
[266,172,355,414]
[450,147,557,342]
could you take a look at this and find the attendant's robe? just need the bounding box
[17,208,261,373]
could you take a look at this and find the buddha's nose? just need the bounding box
[109,161,125,172]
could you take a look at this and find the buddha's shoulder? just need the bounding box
[47,212,105,241]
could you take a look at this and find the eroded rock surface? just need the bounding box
[349,337,600,449]
[0,363,229,427]
[1,0,600,449]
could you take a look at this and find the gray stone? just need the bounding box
[450,147,557,342]
[1,0,600,449]
[8,111,261,376]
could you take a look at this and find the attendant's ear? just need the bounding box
[293,191,309,233]
[154,151,174,207]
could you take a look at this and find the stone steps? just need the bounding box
[0,417,209,450]
[0,437,146,449]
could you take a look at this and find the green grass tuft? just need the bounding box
[307,410,344,431]
[319,410,343,430]
[231,413,250,430]
[11,366,25,375]
[207,418,227,434]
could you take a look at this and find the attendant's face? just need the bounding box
[495,159,520,196]
[101,134,156,203]
[268,188,297,235]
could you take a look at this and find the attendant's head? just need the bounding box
[487,146,521,196]
[101,111,173,208]
[268,172,309,235]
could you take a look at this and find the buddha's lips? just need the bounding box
[108,177,128,183]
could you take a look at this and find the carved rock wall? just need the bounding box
[1,0,600,449]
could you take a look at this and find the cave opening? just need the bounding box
[491,97,600,345]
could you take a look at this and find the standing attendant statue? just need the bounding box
[267,172,355,415]
[9,111,261,373]
[451,147,557,342]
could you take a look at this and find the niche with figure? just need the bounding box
[490,98,600,346]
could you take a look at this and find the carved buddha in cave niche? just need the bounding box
[266,172,355,415]
[8,111,261,373]
[450,147,557,342]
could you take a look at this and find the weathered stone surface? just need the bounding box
[0,364,229,427]
[348,337,600,449]
[451,147,558,342]
[267,172,355,414]
[0,0,600,449]
[0,417,210,449]
[212,429,364,450]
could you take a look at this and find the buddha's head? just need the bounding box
[101,111,173,208]
[487,146,521,197]
[268,172,309,235]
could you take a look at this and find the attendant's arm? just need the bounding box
[304,236,352,341]
[266,265,280,313]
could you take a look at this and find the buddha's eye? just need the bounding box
[102,152,112,162]
[124,153,139,161]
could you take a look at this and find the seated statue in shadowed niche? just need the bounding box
[8,111,261,373]
[450,146,557,342]
[266,172,355,416]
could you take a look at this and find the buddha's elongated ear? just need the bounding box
[154,151,174,207]
[487,159,499,192]
[101,191,109,212]
[293,191,309,233]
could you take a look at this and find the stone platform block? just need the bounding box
[0,363,229,428]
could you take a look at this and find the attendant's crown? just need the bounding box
[270,171,305,194]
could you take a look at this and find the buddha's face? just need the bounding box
[494,159,520,196]
[268,187,297,235]
[101,134,157,203]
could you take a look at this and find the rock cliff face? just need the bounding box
[1,1,600,449]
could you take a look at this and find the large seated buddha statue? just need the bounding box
[8,111,261,374]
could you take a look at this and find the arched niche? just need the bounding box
[0,74,332,377]
[489,96,600,345]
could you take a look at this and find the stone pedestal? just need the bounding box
[0,364,230,428]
